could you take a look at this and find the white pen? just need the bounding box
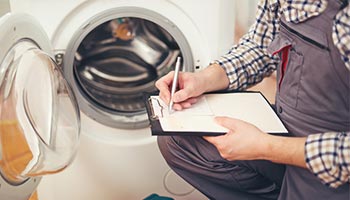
[169,57,181,113]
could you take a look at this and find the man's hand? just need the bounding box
[155,71,205,111]
[155,63,229,111]
[204,116,307,168]
[203,116,270,161]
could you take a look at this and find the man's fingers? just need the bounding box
[173,89,191,102]
[172,103,183,111]
[214,116,239,130]
[204,117,235,145]
[187,97,198,104]
[155,72,175,103]
[203,134,225,146]
[159,92,170,104]
[170,97,199,110]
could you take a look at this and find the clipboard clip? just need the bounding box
[148,97,164,120]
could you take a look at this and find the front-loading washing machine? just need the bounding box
[9,0,236,199]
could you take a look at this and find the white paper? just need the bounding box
[150,93,288,134]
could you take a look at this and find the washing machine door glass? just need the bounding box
[0,40,80,183]
[74,17,181,126]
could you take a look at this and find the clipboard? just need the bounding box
[144,91,289,136]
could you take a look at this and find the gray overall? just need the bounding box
[157,1,350,199]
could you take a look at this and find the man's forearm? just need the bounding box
[198,63,229,93]
[262,135,307,168]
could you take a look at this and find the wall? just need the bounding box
[0,0,10,15]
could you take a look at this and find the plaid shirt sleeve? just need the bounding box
[333,3,350,70]
[214,0,349,91]
[305,132,350,188]
[214,0,280,90]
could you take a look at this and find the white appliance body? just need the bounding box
[9,0,235,199]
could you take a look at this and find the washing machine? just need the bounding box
[9,0,236,199]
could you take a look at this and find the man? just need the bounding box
[155,0,350,199]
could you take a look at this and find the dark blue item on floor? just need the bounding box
[143,193,174,200]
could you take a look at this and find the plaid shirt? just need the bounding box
[215,0,350,188]
[305,132,350,188]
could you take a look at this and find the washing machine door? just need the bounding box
[0,13,80,185]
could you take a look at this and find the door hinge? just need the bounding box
[55,52,64,68]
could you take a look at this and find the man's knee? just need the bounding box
[157,136,178,167]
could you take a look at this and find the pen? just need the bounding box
[169,57,181,112]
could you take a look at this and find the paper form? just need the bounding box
[150,96,227,132]
[149,92,288,134]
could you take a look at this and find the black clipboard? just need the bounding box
[144,91,289,136]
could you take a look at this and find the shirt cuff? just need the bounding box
[305,132,349,188]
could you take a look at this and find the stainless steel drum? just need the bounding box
[63,9,193,129]
[75,18,180,114]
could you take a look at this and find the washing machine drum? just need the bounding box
[0,40,80,184]
[73,17,180,124]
